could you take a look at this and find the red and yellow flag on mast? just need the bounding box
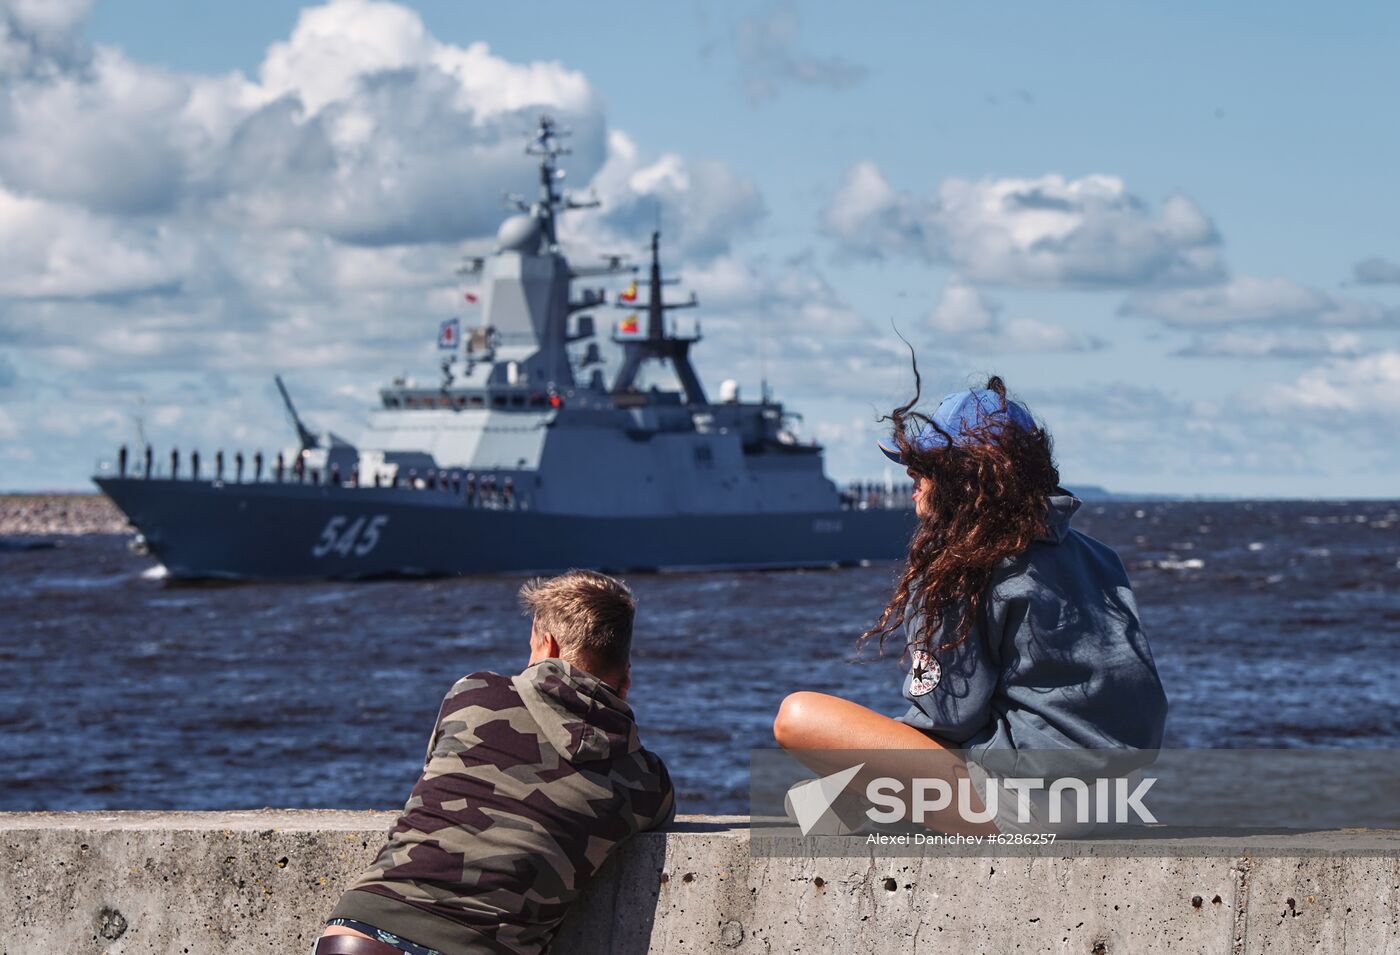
[619,281,638,304]
[619,314,640,335]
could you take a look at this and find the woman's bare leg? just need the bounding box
[774,691,947,750]
[773,691,994,835]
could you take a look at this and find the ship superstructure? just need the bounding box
[95,117,913,579]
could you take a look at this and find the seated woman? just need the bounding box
[773,371,1168,833]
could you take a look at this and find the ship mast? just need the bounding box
[610,231,706,404]
[510,115,598,251]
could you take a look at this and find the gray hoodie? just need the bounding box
[898,491,1168,757]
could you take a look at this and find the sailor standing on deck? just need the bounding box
[773,372,1168,835]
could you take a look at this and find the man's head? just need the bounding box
[519,570,636,695]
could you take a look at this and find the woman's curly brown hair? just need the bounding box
[861,359,1060,660]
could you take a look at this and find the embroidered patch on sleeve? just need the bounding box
[908,648,941,696]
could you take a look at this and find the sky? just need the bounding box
[2,0,1399,496]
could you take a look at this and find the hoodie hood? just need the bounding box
[1035,489,1082,544]
[511,659,640,763]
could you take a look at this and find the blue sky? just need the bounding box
[2,0,1398,495]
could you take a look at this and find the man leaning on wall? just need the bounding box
[314,570,674,955]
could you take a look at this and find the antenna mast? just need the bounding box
[610,231,708,404]
[509,115,599,249]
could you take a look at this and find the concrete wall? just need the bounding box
[1,811,1396,954]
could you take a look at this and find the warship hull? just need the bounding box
[97,478,915,580]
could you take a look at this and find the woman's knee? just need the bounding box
[773,691,826,748]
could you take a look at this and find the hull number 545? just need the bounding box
[312,515,389,558]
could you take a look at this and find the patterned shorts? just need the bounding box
[317,918,445,955]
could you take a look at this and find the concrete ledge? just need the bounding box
[2,811,1396,954]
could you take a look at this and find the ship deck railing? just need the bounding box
[94,453,532,511]
[96,453,913,514]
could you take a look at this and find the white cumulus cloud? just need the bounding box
[0,0,608,246]
[926,277,1101,353]
[687,252,868,338]
[0,0,94,77]
[0,186,193,299]
[571,130,767,262]
[1263,350,1400,417]
[1122,275,1400,327]
[1174,331,1367,360]
[822,162,1224,289]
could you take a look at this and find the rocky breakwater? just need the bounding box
[0,494,128,537]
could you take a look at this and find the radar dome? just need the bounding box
[719,379,740,403]
[496,214,542,253]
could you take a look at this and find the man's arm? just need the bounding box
[635,750,676,830]
[897,605,998,744]
[653,762,676,829]
[423,711,442,767]
[422,680,464,766]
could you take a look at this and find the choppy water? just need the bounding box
[2,500,1398,815]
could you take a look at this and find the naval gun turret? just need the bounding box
[274,372,357,479]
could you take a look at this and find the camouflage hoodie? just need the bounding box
[329,659,674,954]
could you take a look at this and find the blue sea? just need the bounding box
[2,499,1398,815]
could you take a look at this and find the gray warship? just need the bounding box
[95,117,914,580]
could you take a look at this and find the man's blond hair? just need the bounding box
[519,570,635,672]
